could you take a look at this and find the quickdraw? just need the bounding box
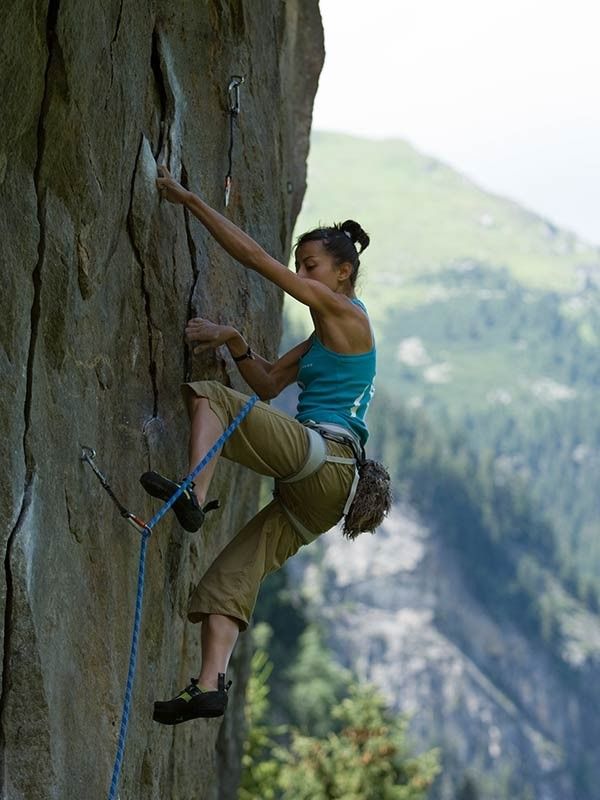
[224,75,244,207]
[80,447,148,533]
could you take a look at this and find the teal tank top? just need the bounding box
[295,299,376,446]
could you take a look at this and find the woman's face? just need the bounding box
[295,240,350,291]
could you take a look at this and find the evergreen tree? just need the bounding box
[239,644,284,800]
[240,649,440,800]
[278,684,440,800]
[456,772,480,800]
[285,625,353,737]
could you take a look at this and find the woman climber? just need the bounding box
[145,165,391,725]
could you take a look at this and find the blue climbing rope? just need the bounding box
[107,393,258,800]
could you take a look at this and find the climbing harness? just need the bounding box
[224,75,244,207]
[276,422,363,544]
[81,394,258,800]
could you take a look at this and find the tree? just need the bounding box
[457,772,481,800]
[278,684,440,800]
[239,646,284,800]
[285,624,353,737]
[240,649,440,800]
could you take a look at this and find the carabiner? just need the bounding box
[227,75,244,115]
[80,445,97,463]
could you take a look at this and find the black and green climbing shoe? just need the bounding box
[153,673,232,725]
[139,471,219,532]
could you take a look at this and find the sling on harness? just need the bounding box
[275,422,363,544]
[80,447,148,533]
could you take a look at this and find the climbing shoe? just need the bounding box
[139,471,219,532]
[152,673,232,725]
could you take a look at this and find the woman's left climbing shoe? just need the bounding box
[139,471,219,532]
[152,673,232,725]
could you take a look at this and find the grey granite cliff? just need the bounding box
[0,2,323,798]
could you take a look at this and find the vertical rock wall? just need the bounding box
[0,2,323,798]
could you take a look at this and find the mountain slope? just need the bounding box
[286,131,600,582]
[284,396,600,800]
[296,132,598,301]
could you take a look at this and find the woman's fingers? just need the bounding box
[156,164,167,196]
[156,164,187,203]
[185,318,229,349]
[186,318,207,333]
[186,317,215,329]
[156,177,168,198]
[185,318,213,343]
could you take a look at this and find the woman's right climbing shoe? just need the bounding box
[153,673,232,725]
[139,471,219,532]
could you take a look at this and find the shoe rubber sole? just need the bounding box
[153,698,227,725]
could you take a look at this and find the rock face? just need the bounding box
[291,505,600,800]
[0,2,323,798]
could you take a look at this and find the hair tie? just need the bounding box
[343,230,353,240]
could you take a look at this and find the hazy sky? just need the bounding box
[313,0,600,245]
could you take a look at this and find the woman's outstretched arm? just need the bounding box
[157,166,344,314]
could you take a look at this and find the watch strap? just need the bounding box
[232,346,253,363]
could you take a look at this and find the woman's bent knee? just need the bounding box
[185,390,209,418]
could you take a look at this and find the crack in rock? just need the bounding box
[0,480,33,790]
[1,2,61,789]
[150,27,184,170]
[181,161,200,379]
[126,135,160,427]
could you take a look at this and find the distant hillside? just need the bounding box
[282,393,600,800]
[285,131,600,582]
[270,132,600,799]
[296,132,597,300]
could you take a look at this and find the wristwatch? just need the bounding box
[232,346,254,363]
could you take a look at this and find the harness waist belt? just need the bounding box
[305,421,362,459]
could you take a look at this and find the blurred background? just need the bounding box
[314,0,600,244]
[245,3,600,799]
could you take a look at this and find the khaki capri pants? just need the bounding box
[184,381,356,631]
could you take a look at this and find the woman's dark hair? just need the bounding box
[343,459,392,540]
[295,220,370,286]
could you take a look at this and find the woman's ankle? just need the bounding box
[196,674,218,691]
[193,486,206,505]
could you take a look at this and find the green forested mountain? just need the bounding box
[267,391,600,800]
[260,380,600,799]
[295,132,596,295]
[260,131,600,800]
[287,131,600,583]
